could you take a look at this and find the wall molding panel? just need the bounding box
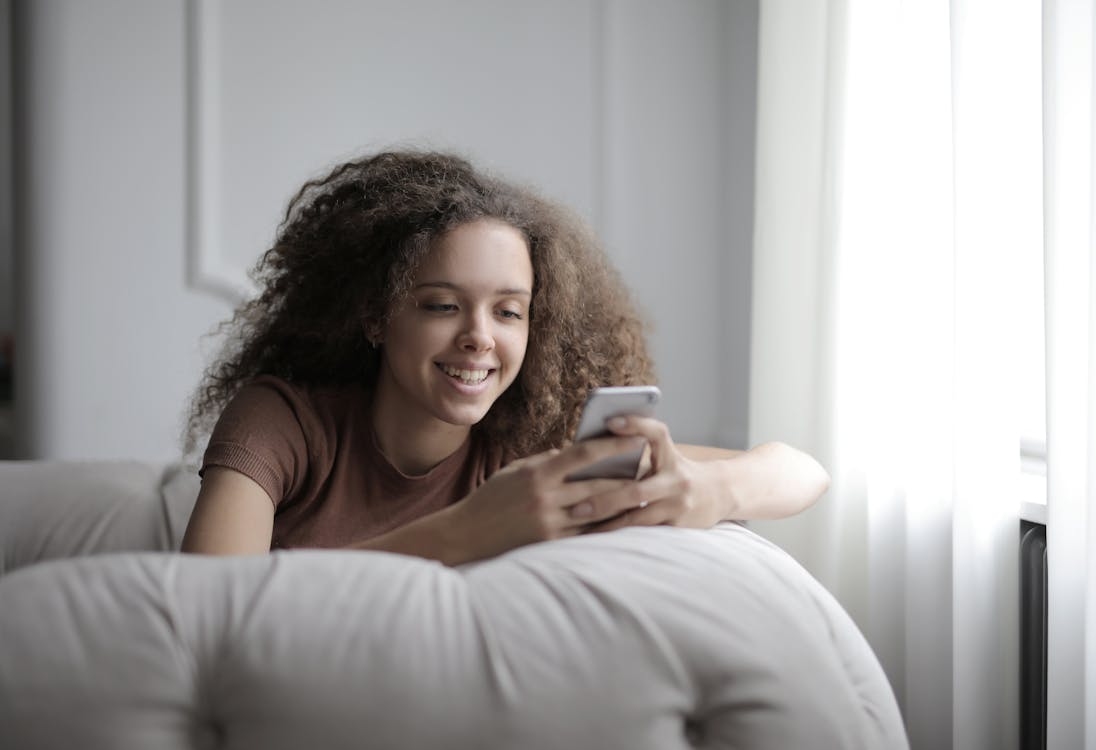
[185,0,253,304]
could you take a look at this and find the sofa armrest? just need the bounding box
[0,461,198,575]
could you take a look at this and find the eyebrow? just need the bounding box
[414,281,532,297]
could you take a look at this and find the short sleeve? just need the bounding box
[200,377,319,506]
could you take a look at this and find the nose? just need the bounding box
[458,309,494,352]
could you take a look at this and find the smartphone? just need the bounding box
[566,385,662,481]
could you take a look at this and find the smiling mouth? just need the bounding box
[437,363,492,385]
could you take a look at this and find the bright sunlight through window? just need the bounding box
[1016,3,1047,520]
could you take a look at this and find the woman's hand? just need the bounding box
[578,416,830,533]
[446,434,661,562]
[577,417,732,533]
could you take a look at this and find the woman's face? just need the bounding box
[376,219,534,430]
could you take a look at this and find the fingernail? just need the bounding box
[572,501,594,518]
[608,417,627,429]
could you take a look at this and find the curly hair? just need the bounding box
[184,149,655,458]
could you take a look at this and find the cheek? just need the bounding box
[507,326,531,363]
[387,317,445,352]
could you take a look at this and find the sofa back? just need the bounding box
[0,461,198,576]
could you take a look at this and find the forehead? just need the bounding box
[415,220,533,288]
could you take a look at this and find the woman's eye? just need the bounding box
[423,303,457,313]
[498,308,524,320]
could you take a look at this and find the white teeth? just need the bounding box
[441,365,489,384]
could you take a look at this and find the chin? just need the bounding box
[437,404,492,428]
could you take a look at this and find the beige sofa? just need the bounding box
[0,461,908,749]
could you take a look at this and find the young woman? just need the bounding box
[181,150,829,562]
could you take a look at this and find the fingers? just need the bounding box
[584,499,669,533]
[544,435,648,483]
[505,448,560,470]
[580,468,693,532]
[605,416,676,473]
[555,476,641,528]
[498,447,636,526]
[564,471,680,528]
[505,437,675,533]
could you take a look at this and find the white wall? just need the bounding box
[8,0,757,461]
[0,0,11,340]
[0,0,13,458]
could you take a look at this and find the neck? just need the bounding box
[370,381,471,476]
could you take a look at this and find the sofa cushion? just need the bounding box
[0,523,908,749]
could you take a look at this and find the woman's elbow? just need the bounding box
[763,441,830,515]
[796,446,830,512]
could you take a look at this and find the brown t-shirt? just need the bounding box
[201,376,506,550]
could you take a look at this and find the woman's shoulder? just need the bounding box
[214,376,370,448]
[204,376,371,502]
[235,376,368,413]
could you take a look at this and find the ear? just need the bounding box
[362,319,385,348]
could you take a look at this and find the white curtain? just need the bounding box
[1043,2,1096,747]
[748,0,1094,747]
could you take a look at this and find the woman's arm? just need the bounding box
[181,465,469,560]
[181,467,276,554]
[181,435,667,563]
[677,441,830,520]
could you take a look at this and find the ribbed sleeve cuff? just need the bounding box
[201,442,283,507]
